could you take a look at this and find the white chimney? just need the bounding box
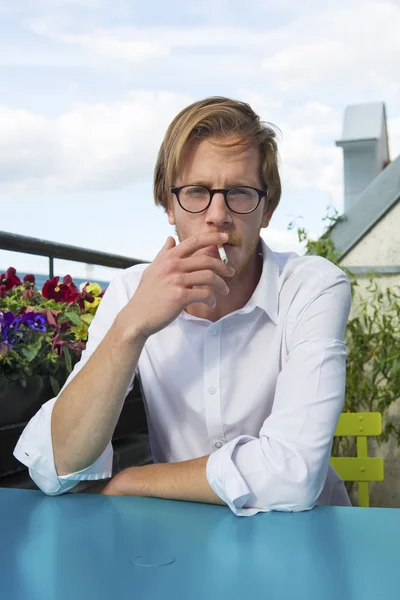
[336,102,390,213]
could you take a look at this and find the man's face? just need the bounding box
[167,136,272,279]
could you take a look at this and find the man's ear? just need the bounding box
[261,204,273,228]
[164,192,176,225]
[167,202,176,226]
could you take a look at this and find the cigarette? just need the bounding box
[217,244,228,265]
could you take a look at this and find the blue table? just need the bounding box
[1,488,399,600]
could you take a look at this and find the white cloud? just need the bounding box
[276,103,343,205]
[28,21,271,51]
[261,2,400,100]
[64,33,169,64]
[280,130,342,198]
[0,92,193,192]
[261,226,303,254]
[27,1,399,92]
[238,95,344,206]
[0,1,398,221]
[0,93,345,211]
[3,1,394,113]
[29,20,171,64]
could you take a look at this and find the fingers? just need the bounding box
[152,233,234,311]
[184,270,230,297]
[173,232,229,259]
[181,255,235,279]
[159,237,176,254]
[183,286,218,309]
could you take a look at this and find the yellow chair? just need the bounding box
[330,412,384,507]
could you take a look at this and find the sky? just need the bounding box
[1,0,399,282]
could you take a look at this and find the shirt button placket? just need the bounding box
[204,324,225,451]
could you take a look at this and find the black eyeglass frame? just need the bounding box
[170,184,269,214]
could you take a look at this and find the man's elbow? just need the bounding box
[248,469,320,512]
[29,468,78,496]
[280,489,317,512]
[271,471,322,512]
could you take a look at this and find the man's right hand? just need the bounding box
[119,232,235,341]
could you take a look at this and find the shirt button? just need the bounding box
[208,386,217,395]
[215,441,223,449]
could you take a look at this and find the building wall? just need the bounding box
[340,199,400,269]
[345,274,400,300]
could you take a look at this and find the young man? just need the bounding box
[14,97,352,516]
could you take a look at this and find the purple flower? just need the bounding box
[0,311,21,344]
[21,312,47,332]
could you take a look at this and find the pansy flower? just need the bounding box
[0,311,21,344]
[0,267,21,291]
[42,276,79,304]
[20,312,47,332]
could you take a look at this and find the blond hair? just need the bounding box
[153,96,281,214]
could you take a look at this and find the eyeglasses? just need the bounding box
[170,184,269,214]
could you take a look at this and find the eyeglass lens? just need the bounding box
[179,186,259,213]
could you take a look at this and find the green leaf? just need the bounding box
[64,311,82,327]
[50,375,60,396]
[21,345,40,362]
[390,359,399,378]
[63,345,72,374]
[7,372,20,381]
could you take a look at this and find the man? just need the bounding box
[14,97,351,516]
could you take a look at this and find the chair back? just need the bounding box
[330,412,384,507]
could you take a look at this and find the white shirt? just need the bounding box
[14,239,352,516]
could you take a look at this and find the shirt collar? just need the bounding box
[247,237,279,325]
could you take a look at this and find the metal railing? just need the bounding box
[0,230,149,278]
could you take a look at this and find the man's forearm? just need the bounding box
[101,455,227,506]
[52,318,146,476]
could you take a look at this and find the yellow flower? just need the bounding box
[84,296,101,312]
[71,322,89,341]
[86,283,102,297]
[83,282,102,313]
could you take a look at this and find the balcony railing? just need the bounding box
[0,230,149,278]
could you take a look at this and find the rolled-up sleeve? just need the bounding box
[13,271,135,495]
[206,267,351,516]
[13,396,113,495]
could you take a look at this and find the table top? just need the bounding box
[1,488,399,600]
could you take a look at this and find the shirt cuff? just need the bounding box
[206,435,262,517]
[13,396,113,495]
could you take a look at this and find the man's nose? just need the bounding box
[205,191,232,224]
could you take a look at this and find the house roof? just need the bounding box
[336,102,387,144]
[330,153,400,259]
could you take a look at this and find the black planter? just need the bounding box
[0,376,148,478]
[0,375,56,428]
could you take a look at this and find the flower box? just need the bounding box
[0,374,58,428]
[0,268,148,479]
[0,377,147,477]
